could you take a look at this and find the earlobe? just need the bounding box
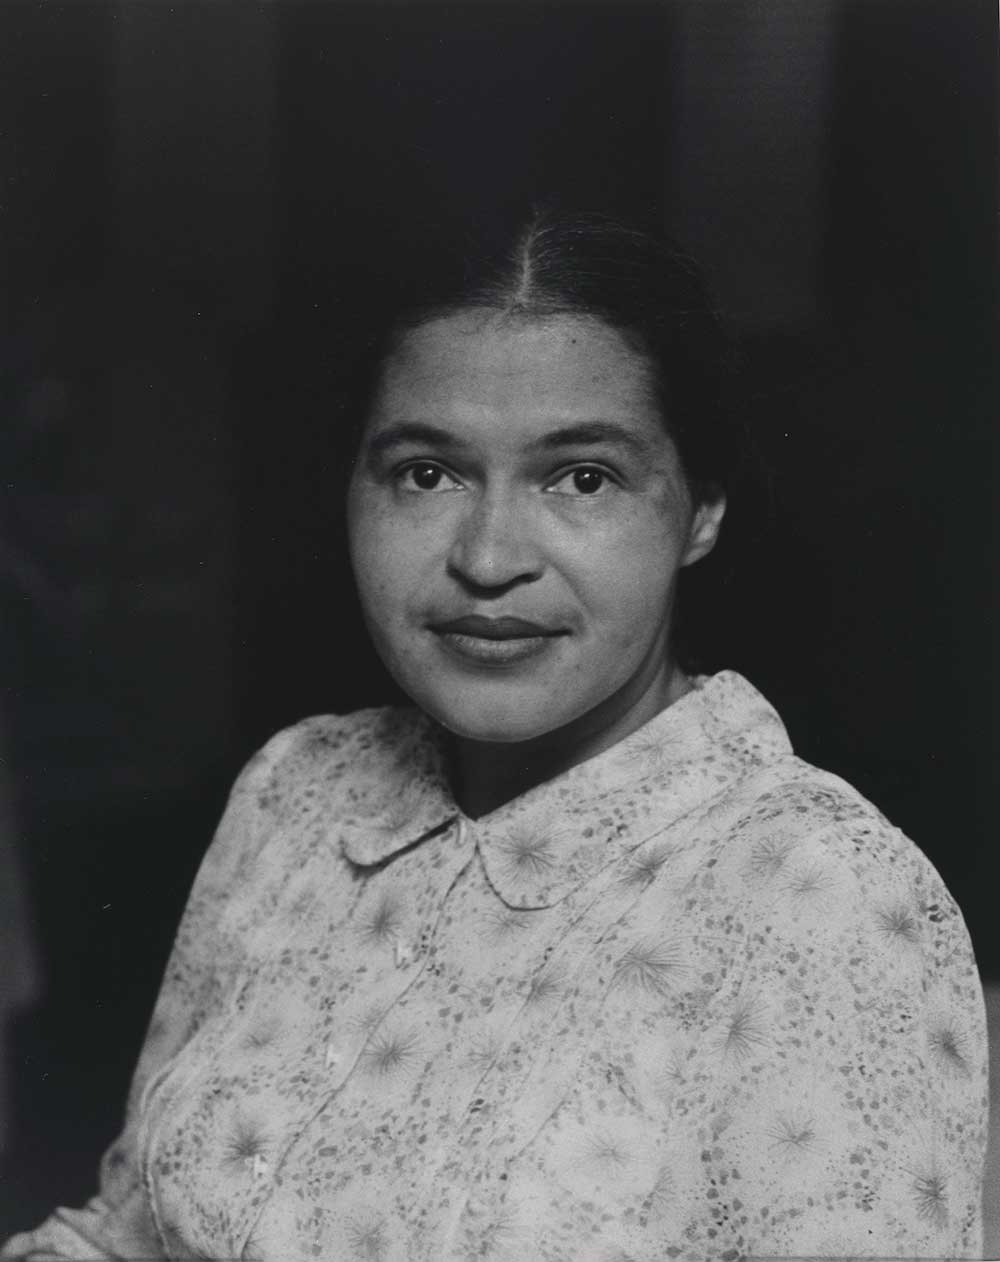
[681,495,727,567]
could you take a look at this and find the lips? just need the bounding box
[428,614,567,667]
[429,614,563,640]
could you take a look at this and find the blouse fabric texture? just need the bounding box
[2,671,988,1262]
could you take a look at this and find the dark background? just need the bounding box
[1,0,996,1235]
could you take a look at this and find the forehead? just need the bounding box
[370,311,662,431]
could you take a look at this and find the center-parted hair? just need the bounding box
[337,208,747,508]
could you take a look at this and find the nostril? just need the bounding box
[446,518,542,589]
[445,562,538,598]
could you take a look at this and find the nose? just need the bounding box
[446,492,543,591]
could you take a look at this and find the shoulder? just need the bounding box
[198,707,426,879]
[679,672,947,897]
[229,706,425,803]
[713,754,980,984]
[241,705,418,771]
[722,752,931,880]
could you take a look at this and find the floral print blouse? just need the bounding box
[2,671,988,1261]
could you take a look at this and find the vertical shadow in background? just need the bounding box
[812,0,995,969]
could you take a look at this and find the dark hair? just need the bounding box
[336,208,746,507]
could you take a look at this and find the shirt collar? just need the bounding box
[339,671,792,908]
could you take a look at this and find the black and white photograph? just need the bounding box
[1,2,996,1258]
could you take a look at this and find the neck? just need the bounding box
[448,659,693,819]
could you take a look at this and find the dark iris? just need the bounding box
[411,463,442,490]
[572,468,605,494]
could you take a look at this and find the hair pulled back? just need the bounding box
[339,208,743,507]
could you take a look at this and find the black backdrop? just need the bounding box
[1,0,996,1234]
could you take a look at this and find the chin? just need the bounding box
[442,719,553,746]
[414,688,573,747]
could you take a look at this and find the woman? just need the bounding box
[3,211,988,1261]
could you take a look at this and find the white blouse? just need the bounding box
[2,671,988,1261]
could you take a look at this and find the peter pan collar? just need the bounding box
[338,671,792,909]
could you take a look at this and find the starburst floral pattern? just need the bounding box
[347,1002,389,1039]
[496,821,557,881]
[345,1213,391,1261]
[476,1205,533,1259]
[927,1018,971,1076]
[481,905,533,942]
[361,1025,420,1079]
[719,994,771,1061]
[10,674,987,1262]
[764,1110,821,1157]
[654,1048,689,1101]
[580,1129,633,1176]
[240,1220,270,1262]
[623,724,683,776]
[357,889,406,947]
[909,1160,949,1229]
[873,900,922,947]
[220,1115,270,1175]
[620,840,677,889]
[747,833,798,880]
[612,936,687,996]
[522,962,566,1008]
[640,1165,676,1223]
[466,1033,503,1072]
[782,859,836,904]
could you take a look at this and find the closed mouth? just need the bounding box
[428,615,565,640]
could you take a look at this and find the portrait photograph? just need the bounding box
[0,1,996,1258]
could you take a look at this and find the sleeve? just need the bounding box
[707,816,989,1260]
[0,726,304,1261]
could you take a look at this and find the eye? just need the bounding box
[397,461,463,493]
[546,465,617,497]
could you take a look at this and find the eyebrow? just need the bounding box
[365,419,653,458]
[366,422,464,456]
[532,421,653,457]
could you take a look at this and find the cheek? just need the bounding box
[347,491,439,633]
[563,508,689,619]
[348,501,398,618]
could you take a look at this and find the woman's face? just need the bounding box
[347,311,724,746]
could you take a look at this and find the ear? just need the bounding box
[681,493,726,567]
